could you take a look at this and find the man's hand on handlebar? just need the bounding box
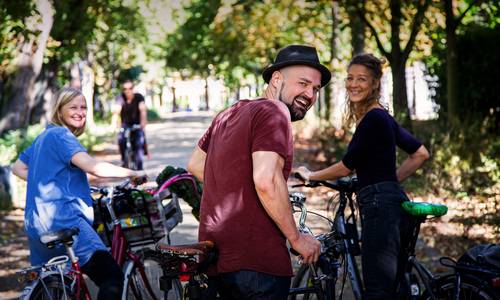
[290,233,321,264]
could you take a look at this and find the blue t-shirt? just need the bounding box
[342,108,422,189]
[20,124,106,265]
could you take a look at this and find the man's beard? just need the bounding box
[278,83,309,122]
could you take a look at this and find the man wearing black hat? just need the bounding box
[187,45,330,299]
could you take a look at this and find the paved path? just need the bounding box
[96,111,213,245]
[145,111,213,244]
[85,111,213,298]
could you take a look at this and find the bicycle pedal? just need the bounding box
[314,274,327,281]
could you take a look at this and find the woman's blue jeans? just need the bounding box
[357,181,412,300]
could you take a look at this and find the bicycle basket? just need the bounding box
[93,189,161,246]
[458,244,500,271]
[156,165,202,220]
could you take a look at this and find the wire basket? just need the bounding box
[93,188,182,247]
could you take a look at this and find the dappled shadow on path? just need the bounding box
[0,209,29,299]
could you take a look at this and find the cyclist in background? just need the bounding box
[297,54,430,300]
[113,79,148,170]
[12,87,146,300]
[187,45,327,300]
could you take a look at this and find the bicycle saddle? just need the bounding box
[157,240,214,256]
[402,201,448,217]
[40,227,80,248]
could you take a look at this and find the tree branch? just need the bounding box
[355,1,390,60]
[456,0,481,26]
[403,0,431,60]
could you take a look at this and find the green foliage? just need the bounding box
[0,1,34,77]
[420,117,499,196]
[45,0,147,94]
[164,0,221,78]
[315,126,350,164]
[147,108,161,122]
[315,114,499,198]
[118,66,144,83]
[79,130,111,154]
[0,125,43,165]
[425,5,500,122]
[163,0,333,88]
[0,124,112,165]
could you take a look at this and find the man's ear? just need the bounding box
[271,71,282,87]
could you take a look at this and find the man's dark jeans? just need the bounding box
[118,127,145,170]
[204,270,291,300]
[357,181,412,300]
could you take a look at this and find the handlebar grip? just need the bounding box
[289,247,300,256]
[132,176,147,186]
[294,172,306,181]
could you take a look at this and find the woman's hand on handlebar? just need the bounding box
[296,166,312,182]
[130,170,148,186]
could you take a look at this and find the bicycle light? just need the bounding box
[492,277,500,287]
[179,262,191,281]
[18,270,39,283]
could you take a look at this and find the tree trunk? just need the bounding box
[323,1,339,124]
[204,77,209,110]
[347,0,365,55]
[445,0,458,125]
[358,0,429,131]
[172,87,177,112]
[0,0,53,134]
[81,63,95,127]
[29,67,57,125]
[391,60,412,130]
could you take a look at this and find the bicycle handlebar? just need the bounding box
[154,172,200,198]
[292,172,358,193]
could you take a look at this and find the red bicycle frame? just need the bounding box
[104,172,200,300]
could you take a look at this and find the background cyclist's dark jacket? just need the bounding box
[120,93,144,127]
[342,108,422,189]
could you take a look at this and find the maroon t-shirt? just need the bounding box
[198,99,294,276]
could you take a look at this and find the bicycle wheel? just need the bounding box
[422,274,498,300]
[124,148,136,170]
[24,275,72,300]
[124,250,183,300]
[290,263,334,300]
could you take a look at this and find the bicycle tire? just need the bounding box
[24,275,73,300]
[124,250,183,300]
[124,148,136,170]
[422,273,498,300]
[290,263,334,300]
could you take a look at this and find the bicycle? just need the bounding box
[17,173,195,300]
[141,240,218,300]
[288,176,363,300]
[125,174,214,300]
[17,227,92,300]
[120,124,143,170]
[92,173,199,300]
[422,250,500,299]
[288,174,450,300]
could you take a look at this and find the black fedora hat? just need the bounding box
[262,45,331,87]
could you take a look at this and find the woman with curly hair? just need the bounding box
[298,54,430,299]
